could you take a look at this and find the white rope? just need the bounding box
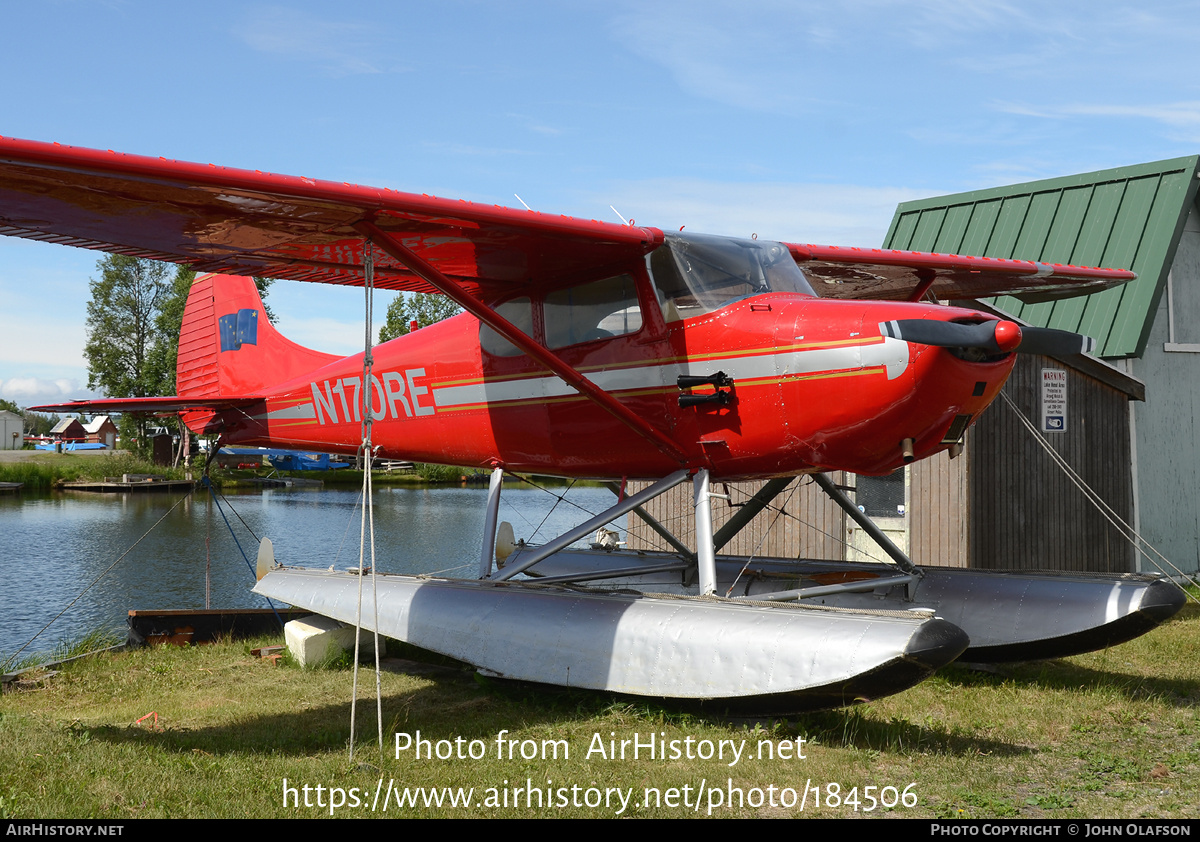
[999,391,1197,600]
[350,241,385,762]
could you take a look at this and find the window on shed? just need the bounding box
[1164,208,1200,351]
[855,470,907,519]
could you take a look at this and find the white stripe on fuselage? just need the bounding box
[433,338,909,410]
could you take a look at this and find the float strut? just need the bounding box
[490,470,691,581]
[694,469,717,596]
[811,473,920,576]
[479,467,504,578]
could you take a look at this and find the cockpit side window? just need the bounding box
[544,274,642,349]
[648,233,815,322]
[480,296,534,357]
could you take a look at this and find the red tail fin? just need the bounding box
[177,273,339,398]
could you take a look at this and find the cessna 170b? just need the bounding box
[2,135,1182,710]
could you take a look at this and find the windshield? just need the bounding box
[647,233,815,321]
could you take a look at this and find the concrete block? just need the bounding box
[284,614,377,668]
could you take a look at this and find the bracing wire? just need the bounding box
[724,481,800,597]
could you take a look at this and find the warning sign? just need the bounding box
[1041,368,1067,433]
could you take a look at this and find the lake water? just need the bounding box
[0,482,622,659]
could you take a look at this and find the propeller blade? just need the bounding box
[879,319,1093,356]
[1016,327,1095,356]
[879,319,1011,353]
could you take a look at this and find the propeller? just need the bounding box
[878,319,1095,356]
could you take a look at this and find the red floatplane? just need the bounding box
[3,136,1180,709]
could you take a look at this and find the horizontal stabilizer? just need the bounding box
[30,395,263,414]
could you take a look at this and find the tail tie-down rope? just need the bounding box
[350,241,385,763]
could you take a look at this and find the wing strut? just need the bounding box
[353,219,690,466]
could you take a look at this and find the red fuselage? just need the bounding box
[196,275,1014,480]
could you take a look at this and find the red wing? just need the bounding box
[0,136,662,298]
[0,136,1133,303]
[787,244,1137,302]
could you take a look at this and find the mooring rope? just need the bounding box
[202,478,286,626]
[215,485,261,543]
[8,484,196,662]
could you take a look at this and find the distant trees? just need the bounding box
[23,411,58,437]
[378,293,462,343]
[85,257,175,401]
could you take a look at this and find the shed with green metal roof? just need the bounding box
[886,157,1200,576]
[885,156,1200,358]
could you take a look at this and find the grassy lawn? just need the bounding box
[1,604,1198,819]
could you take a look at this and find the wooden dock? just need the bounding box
[62,475,195,493]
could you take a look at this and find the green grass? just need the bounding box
[0,453,190,490]
[1,629,125,675]
[1,607,1198,818]
[1,452,613,493]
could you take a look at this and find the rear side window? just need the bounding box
[480,297,534,357]
[544,274,642,349]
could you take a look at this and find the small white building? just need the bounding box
[0,410,24,450]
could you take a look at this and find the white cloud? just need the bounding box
[999,100,1200,128]
[994,99,1200,144]
[588,179,928,248]
[0,315,88,369]
[234,6,393,76]
[0,378,93,406]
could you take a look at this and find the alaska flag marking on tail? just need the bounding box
[218,309,259,352]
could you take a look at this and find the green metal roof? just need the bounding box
[883,157,1200,358]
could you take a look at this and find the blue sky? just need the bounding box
[2,0,1198,404]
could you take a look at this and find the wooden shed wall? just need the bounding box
[625,474,847,560]
[969,354,1134,572]
[910,448,969,568]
